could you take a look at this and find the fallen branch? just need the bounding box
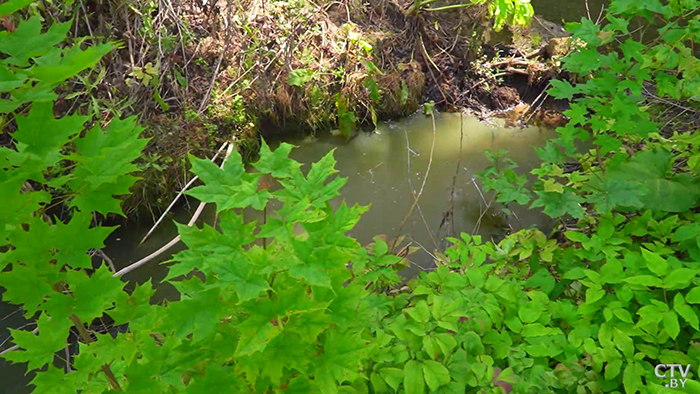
[139,141,229,245]
[114,143,236,278]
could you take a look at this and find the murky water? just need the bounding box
[531,0,607,24]
[0,112,556,391]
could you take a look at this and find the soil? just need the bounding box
[3,0,577,219]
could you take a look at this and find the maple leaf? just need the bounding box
[30,365,81,394]
[0,17,71,66]
[253,139,301,178]
[3,313,72,370]
[31,43,115,85]
[185,364,241,394]
[162,287,228,343]
[209,253,271,303]
[531,190,586,218]
[0,0,34,17]
[313,329,368,391]
[13,102,88,160]
[585,178,646,213]
[548,79,579,100]
[52,212,117,269]
[43,265,125,323]
[566,18,602,46]
[109,280,158,328]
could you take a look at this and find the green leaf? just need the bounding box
[531,190,585,219]
[663,311,680,339]
[623,362,643,394]
[380,368,403,393]
[624,275,663,287]
[686,287,700,304]
[613,327,634,358]
[288,68,314,87]
[406,301,431,324]
[404,360,425,394]
[674,299,699,330]
[672,223,700,242]
[641,248,667,276]
[0,0,33,16]
[32,43,114,84]
[2,313,72,370]
[567,18,602,46]
[518,302,543,324]
[664,268,697,289]
[253,139,301,179]
[548,79,579,100]
[605,358,623,380]
[13,102,88,160]
[0,17,71,67]
[371,372,389,393]
[422,360,450,392]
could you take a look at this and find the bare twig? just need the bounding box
[91,249,116,272]
[447,112,465,239]
[64,346,72,373]
[402,130,439,251]
[391,111,438,252]
[0,328,39,356]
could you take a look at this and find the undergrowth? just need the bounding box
[2,0,700,394]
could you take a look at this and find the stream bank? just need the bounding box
[1,0,588,219]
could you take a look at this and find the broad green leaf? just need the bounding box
[687,287,700,304]
[613,327,634,358]
[663,311,680,339]
[518,302,543,324]
[406,301,431,324]
[380,368,403,393]
[404,360,425,394]
[624,275,663,287]
[605,358,623,380]
[31,44,115,84]
[288,68,314,87]
[623,362,643,394]
[664,268,697,289]
[641,248,667,276]
[531,190,585,219]
[422,360,450,392]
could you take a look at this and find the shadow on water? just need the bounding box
[0,111,557,392]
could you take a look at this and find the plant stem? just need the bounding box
[69,314,122,391]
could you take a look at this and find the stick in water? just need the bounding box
[113,142,236,278]
[139,141,229,245]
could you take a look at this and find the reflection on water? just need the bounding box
[277,112,556,276]
[531,0,608,23]
[0,112,556,391]
[110,111,556,283]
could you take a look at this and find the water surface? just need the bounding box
[0,112,556,391]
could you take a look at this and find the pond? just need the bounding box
[0,111,556,392]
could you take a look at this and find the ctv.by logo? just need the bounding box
[654,364,691,389]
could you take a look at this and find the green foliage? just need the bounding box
[471,0,700,393]
[5,2,700,394]
[410,0,533,32]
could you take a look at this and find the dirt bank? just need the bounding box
[3,0,574,219]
